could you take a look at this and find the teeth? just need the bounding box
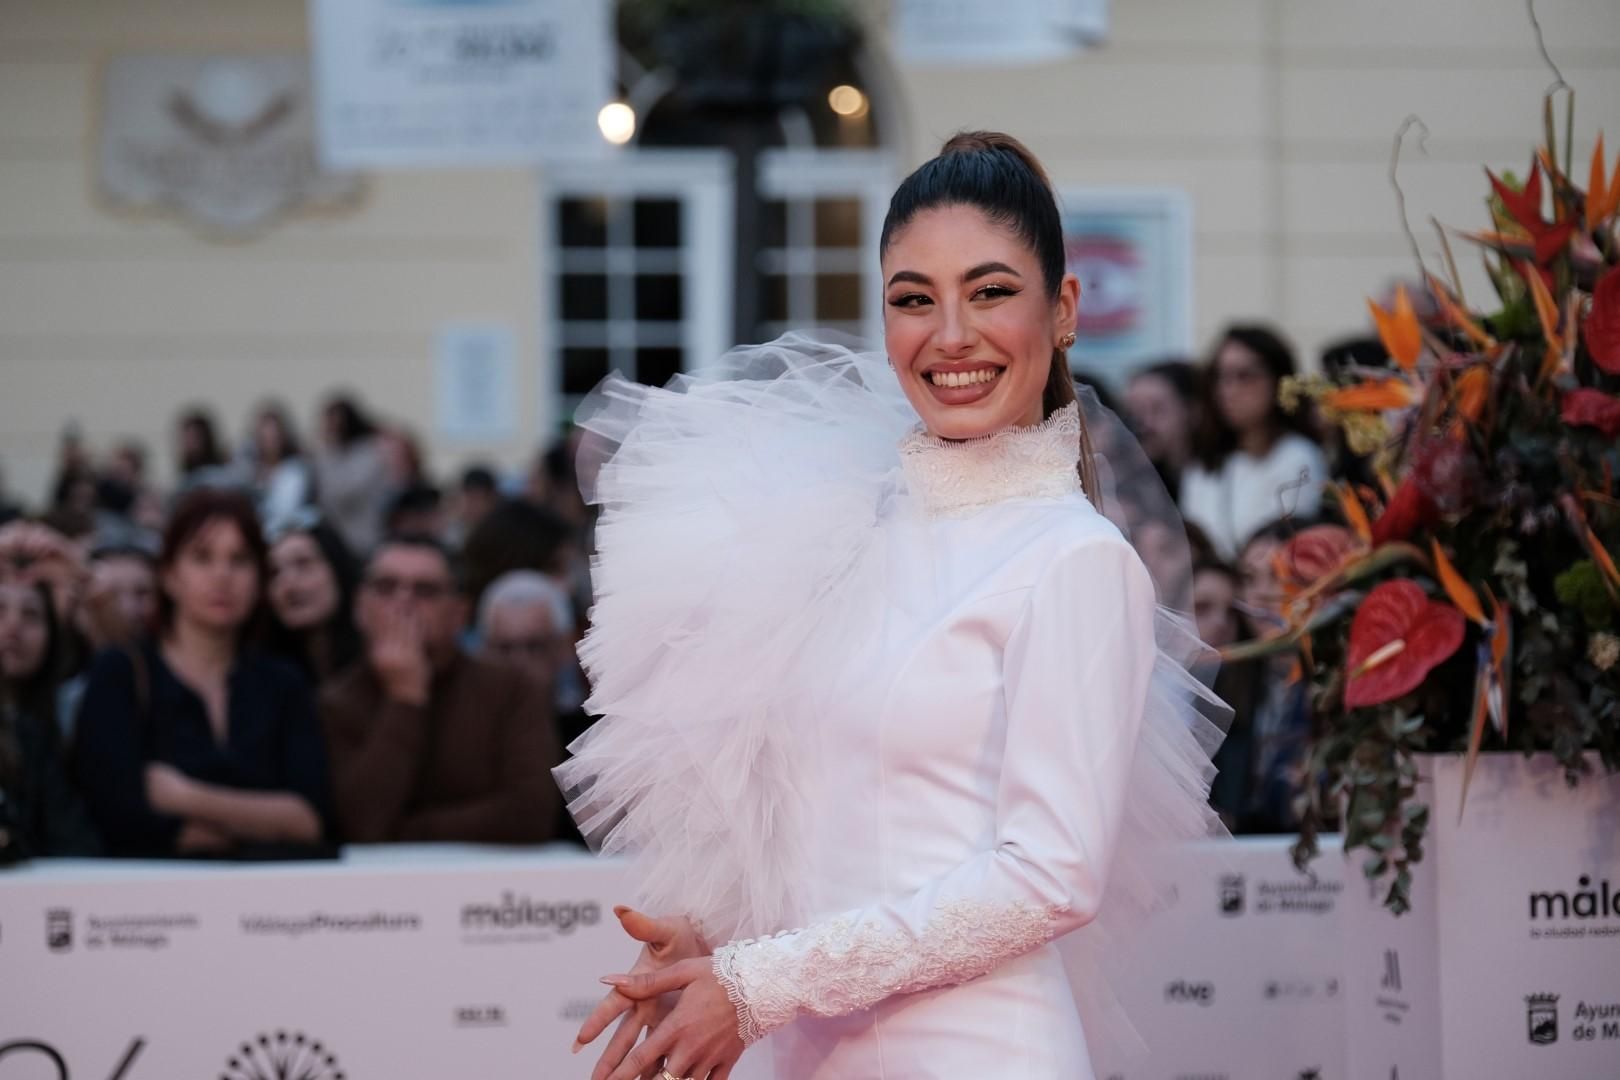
[929,368,999,388]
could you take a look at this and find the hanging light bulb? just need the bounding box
[827,84,869,119]
[597,102,636,145]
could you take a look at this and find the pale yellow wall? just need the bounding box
[0,0,543,504]
[2,0,1618,505]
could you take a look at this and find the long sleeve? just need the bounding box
[319,681,429,843]
[271,664,335,841]
[709,537,1158,1044]
[396,673,561,843]
[72,649,182,855]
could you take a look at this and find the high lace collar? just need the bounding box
[897,401,1083,519]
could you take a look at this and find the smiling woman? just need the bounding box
[557,133,1229,1080]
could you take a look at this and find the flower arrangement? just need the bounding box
[1231,96,1620,913]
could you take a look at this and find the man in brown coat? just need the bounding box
[320,535,561,844]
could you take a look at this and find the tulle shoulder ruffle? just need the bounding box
[556,334,918,942]
[555,333,1232,1062]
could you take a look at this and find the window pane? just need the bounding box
[634,199,682,248]
[814,198,862,248]
[761,199,788,249]
[636,347,683,387]
[558,197,609,248]
[762,274,791,322]
[562,347,610,395]
[634,274,684,321]
[815,273,864,322]
[558,274,609,320]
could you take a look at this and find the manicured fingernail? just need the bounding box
[571,1040,582,1054]
[612,905,629,918]
[600,975,629,987]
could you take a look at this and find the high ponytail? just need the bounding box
[882,131,1102,510]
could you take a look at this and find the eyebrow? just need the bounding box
[885,261,1023,288]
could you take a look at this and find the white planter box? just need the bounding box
[1342,751,1620,1079]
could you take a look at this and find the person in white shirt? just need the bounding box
[1178,325,1327,561]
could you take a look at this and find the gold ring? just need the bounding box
[660,1069,693,1080]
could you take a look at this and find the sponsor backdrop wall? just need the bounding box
[0,841,1351,1080]
[1343,753,1620,1080]
[1084,837,1347,1080]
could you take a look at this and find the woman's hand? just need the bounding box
[597,958,746,1080]
[145,763,198,816]
[575,908,707,1080]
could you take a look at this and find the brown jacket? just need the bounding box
[320,652,561,844]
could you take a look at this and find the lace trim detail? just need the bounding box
[897,401,1082,519]
[710,899,1066,1044]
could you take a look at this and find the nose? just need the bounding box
[934,298,978,356]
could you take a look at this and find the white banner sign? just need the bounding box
[1343,753,1620,1080]
[894,0,1110,66]
[1083,836,1348,1080]
[308,0,612,169]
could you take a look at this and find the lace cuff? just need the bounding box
[710,899,1066,1045]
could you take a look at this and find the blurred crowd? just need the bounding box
[0,318,1386,863]
[0,392,591,861]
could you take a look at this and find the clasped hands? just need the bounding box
[572,906,745,1080]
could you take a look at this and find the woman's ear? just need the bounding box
[1055,271,1081,342]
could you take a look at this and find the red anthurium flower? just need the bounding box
[1561,388,1620,438]
[1277,525,1361,591]
[1586,266,1620,375]
[1344,580,1467,708]
[1369,477,1439,547]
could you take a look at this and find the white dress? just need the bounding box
[559,336,1227,1079]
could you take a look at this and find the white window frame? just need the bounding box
[755,148,896,345]
[538,150,734,427]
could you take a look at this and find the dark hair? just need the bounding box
[881,130,1100,506]
[266,520,362,681]
[461,499,575,611]
[1192,324,1318,471]
[0,581,65,720]
[384,484,442,532]
[254,402,303,465]
[176,407,225,473]
[322,396,377,448]
[369,532,464,592]
[460,465,498,494]
[157,488,269,637]
[1131,358,1201,406]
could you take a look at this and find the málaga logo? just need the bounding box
[223,1031,343,1079]
[1529,875,1619,920]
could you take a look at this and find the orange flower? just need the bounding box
[1322,379,1418,413]
[1366,285,1423,371]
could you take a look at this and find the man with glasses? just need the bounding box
[319,535,561,844]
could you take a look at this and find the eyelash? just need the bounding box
[887,283,1019,309]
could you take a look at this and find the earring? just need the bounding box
[1059,331,1077,350]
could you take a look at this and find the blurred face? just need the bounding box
[161,518,260,634]
[92,554,158,636]
[0,583,49,682]
[1192,568,1240,648]
[268,533,339,631]
[255,413,288,463]
[882,205,1079,440]
[1125,373,1191,464]
[482,602,565,683]
[357,545,467,662]
[1212,341,1276,438]
[459,488,498,530]
[1238,535,1285,626]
